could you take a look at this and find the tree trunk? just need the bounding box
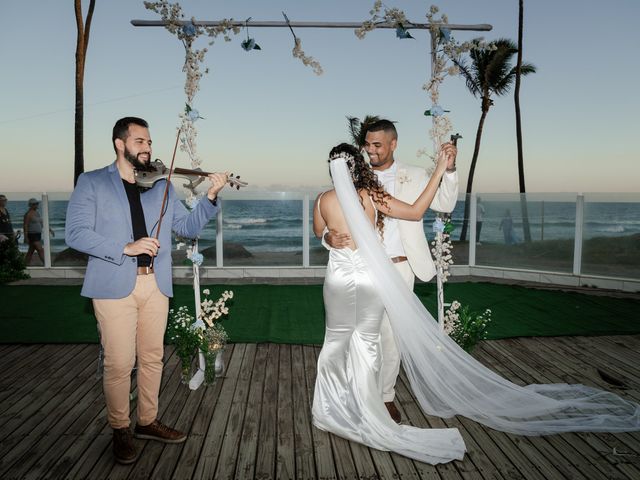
[514,0,532,242]
[74,0,96,186]
[459,98,490,242]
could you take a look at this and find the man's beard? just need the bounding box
[124,147,152,171]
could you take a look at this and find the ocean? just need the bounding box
[3,196,639,256]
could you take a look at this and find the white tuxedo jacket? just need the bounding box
[391,162,458,282]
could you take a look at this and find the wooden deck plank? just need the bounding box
[291,344,317,479]
[214,343,257,478]
[518,337,640,480]
[275,344,296,480]
[234,342,268,479]
[6,361,101,479]
[310,343,361,480]
[192,343,247,478]
[0,345,96,468]
[512,337,639,480]
[255,343,279,479]
[472,342,575,480]
[485,338,638,480]
[1,337,639,479]
[171,345,231,480]
[396,374,489,480]
[0,344,85,414]
[126,355,198,480]
[61,345,179,480]
[303,345,337,480]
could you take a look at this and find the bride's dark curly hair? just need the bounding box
[328,143,389,237]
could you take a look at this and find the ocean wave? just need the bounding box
[224,218,268,225]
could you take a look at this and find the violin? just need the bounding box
[134,159,248,192]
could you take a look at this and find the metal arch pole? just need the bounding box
[131,20,492,32]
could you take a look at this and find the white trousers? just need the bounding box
[380,260,415,402]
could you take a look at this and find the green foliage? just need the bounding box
[166,306,202,363]
[444,301,492,352]
[0,239,29,284]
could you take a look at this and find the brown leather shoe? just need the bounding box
[134,419,187,444]
[385,401,402,424]
[113,427,138,464]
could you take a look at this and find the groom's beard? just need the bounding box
[125,147,153,172]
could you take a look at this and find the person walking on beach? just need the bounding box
[23,197,52,265]
[476,196,485,244]
[324,119,458,423]
[499,209,515,245]
[0,194,16,243]
[66,116,228,464]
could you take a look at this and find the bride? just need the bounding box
[312,142,465,464]
[312,143,640,465]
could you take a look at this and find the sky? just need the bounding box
[1,0,639,196]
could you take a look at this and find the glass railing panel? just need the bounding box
[220,191,304,267]
[582,193,640,279]
[468,193,577,273]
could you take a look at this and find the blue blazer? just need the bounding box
[65,162,218,299]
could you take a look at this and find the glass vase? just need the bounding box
[204,349,220,386]
[180,355,194,385]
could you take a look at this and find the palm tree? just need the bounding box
[74,0,96,186]
[514,0,532,242]
[453,38,536,242]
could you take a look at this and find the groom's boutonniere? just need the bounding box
[397,169,410,185]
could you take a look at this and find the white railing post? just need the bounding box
[216,198,223,268]
[468,194,477,267]
[573,194,584,276]
[41,193,52,268]
[303,194,310,267]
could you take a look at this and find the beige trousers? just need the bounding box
[380,260,415,402]
[93,274,169,429]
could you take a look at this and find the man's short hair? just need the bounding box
[365,119,398,140]
[112,117,149,152]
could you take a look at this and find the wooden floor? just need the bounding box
[1,336,639,479]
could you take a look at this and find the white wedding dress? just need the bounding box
[312,158,640,464]
[312,246,466,464]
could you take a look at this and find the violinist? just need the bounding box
[65,116,228,465]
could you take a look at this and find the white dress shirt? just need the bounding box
[374,162,406,258]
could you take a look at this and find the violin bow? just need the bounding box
[150,128,180,267]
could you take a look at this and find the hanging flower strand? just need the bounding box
[144,0,240,176]
[241,17,261,51]
[282,12,323,75]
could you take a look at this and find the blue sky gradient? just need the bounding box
[1,0,639,194]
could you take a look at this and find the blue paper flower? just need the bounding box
[431,104,444,116]
[395,25,414,39]
[190,252,204,266]
[187,108,201,122]
[241,38,261,51]
[424,105,449,117]
[182,23,196,37]
[439,27,451,43]
[433,217,445,233]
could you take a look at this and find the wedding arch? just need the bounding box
[132,2,492,389]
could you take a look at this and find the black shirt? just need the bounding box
[122,180,151,267]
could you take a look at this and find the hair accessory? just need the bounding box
[328,151,356,175]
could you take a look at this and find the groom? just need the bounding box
[324,119,458,422]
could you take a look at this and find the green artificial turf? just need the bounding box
[0,282,638,344]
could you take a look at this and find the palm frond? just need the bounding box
[346,115,380,148]
[346,116,361,147]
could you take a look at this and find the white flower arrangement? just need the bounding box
[443,300,492,352]
[199,289,233,354]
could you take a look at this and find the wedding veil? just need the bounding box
[330,157,640,435]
